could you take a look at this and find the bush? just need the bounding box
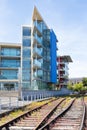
[82,78,87,87]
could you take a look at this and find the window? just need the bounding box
[1,70,18,79]
[1,59,20,67]
[23,38,31,47]
[1,48,20,56]
[22,69,30,81]
[23,27,31,36]
[23,59,30,68]
[23,48,31,58]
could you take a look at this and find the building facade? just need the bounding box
[0,7,58,91]
[69,77,83,85]
[22,7,58,90]
[57,55,72,88]
[0,43,21,90]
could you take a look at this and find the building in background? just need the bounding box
[57,55,72,88]
[69,77,83,85]
[22,7,58,90]
[0,43,21,90]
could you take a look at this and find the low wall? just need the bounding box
[22,88,73,100]
[0,91,19,97]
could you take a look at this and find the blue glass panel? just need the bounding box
[23,27,31,36]
[1,59,20,67]
[23,59,30,68]
[0,70,18,79]
[23,48,31,58]
[1,48,20,56]
[22,69,30,81]
[23,38,31,47]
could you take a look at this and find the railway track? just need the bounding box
[0,97,64,130]
[9,98,65,130]
[9,97,74,130]
[0,97,85,130]
[40,98,85,130]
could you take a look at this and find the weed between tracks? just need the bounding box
[0,98,53,126]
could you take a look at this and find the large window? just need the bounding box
[23,48,31,58]
[23,27,31,36]
[0,70,18,79]
[1,59,20,67]
[22,69,30,81]
[1,48,20,56]
[23,59,30,68]
[23,38,31,47]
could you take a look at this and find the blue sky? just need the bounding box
[0,0,87,78]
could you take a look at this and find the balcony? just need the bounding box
[59,74,68,79]
[0,75,18,80]
[33,60,41,69]
[47,56,50,61]
[59,68,65,72]
[33,34,42,47]
[33,47,42,58]
[33,71,43,79]
[58,61,65,65]
[0,51,21,58]
[0,63,20,70]
[33,21,42,36]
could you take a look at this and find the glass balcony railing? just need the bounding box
[0,52,21,57]
[0,63,20,68]
[34,34,42,45]
[33,47,42,56]
[34,21,42,33]
[33,71,43,79]
[47,56,50,61]
[33,60,41,68]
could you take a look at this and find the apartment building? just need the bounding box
[22,7,58,90]
[0,43,21,90]
[57,55,72,88]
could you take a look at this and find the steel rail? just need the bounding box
[9,98,65,130]
[35,98,65,130]
[0,98,57,129]
[79,98,86,130]
[38,98,75,130]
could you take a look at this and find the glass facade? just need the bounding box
[22,26,31,89]
[31,19,52,90]
[0,46,21,90]
[23,27,31,36]
[43,29,51,82]
[23,38,31,47]
[0,59,20,67]
[0,70,18,79]
[1,48,20,56]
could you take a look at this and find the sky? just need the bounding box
[0,0,87,78]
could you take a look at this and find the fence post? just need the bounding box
[17,98,19,108]
[9,97,11,109]
[31,95,32,101]
[40,94,41,100]
[0,99,1,113]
